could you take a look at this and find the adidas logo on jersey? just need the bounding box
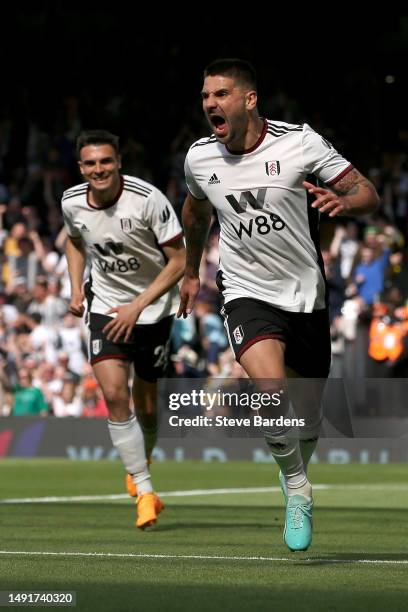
[208,173,221,185]
[80,223,90,232]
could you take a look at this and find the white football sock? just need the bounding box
[108,415,153,494]
[265,435,309,492]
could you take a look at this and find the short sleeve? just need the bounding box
[302,123,353,185]
[61,207,81,238]
[184,154,207,200]
[144,189,183,246]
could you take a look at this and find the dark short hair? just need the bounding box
[204,58,257,91]
[76,129,119,159]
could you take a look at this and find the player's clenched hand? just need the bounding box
[69,292,85,317]
[177,276,200,319]
[103,303,142,342]
[303,181,347,218]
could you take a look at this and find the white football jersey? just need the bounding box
[185,121,352,313]
[62,175,182,324]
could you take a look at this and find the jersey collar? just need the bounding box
[86,175,124,210]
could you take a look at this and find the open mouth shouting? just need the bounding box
[209,114,229,139]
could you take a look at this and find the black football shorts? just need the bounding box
[88,313,173,382]
[221,297,331,378]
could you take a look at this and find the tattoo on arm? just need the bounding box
[332,168,374,197]
[330,167,379,215]
[332,169,361,195]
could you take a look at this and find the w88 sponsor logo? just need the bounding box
[231,213,286,239]
[97,257,140,273]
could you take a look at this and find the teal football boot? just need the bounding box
[283,494,313,552]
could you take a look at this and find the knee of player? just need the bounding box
[102,385,129,408]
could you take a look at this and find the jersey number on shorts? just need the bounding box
[153,341,170,368]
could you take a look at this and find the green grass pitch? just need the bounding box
[0,460,407,611]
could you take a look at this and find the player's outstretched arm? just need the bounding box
[103,237,185,342]
[303,168,379,218]
[65,235,87,317]
[177,193,212,318]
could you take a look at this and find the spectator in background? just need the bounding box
[21,205,42,233]
[33,361,63,408]
[11,368,48,416]
[2,222,27,287]
[170,314,197,353]
[8,277,32,313]
[55,350,80,383]
[2,222,26,257]
[0,290,18,325]
[322,249,346,324]
[0,199,24,231]
[52,375,83,417]
[8,235,42,290]
[170,345,202,378]
[44,277,68,327]
[0,358,12,415]
[21,353,40,380]
[26,277,49,319]
[81,377,108,418]
[353,245,390,306]
[322,248,346,363]
[330,222,359,280]
[56,312,86,376]
[195,299,228,375]
[26,312,58,365]
[199,228,221,308]
[25,276,67,327]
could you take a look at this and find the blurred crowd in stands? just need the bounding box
[0,91,408,417]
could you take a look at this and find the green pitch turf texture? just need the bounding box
[0,460,407,611]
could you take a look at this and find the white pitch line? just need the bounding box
[0,485,331,504]
[0,550,406,565]
[1,483,408,505]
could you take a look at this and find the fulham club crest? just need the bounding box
[120,218,132,232]
[92,340,102,355]
[233,325,244,345]
[265,160,281,176]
